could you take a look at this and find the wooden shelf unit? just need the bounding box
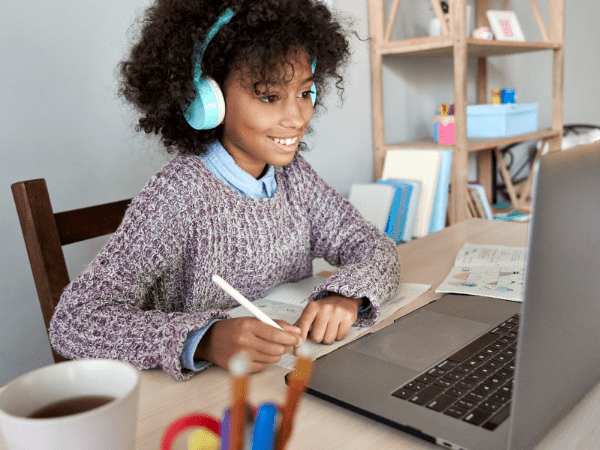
[380,36,559,57]
[368,0,565,224]
[381,128,560,152]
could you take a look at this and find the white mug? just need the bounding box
[0,359,140,450]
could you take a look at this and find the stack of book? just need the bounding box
[465,185,531,222]
[349,149,452,243]
[466,182,494,219]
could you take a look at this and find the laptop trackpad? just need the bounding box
[348,310,490,372]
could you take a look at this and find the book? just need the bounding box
[377,180,410,243]
[400,180,421,242]
[435,243,527,302]
[227,275,431,369]
[381,149,442,238]
[494,210,530,222]
[429,150,452,233]
[382,183,409,242]
[493,202,531,222]
[467,186,485,218]
[465,188,480,218]
[467,183,494,219]
[348,183,396,233]
[379,179,421,243]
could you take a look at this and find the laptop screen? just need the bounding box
[508,141,600,449]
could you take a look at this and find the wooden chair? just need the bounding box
[11,179,131,363]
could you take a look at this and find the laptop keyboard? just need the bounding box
[392,313,520,431]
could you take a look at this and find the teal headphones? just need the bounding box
[182,8,317,130]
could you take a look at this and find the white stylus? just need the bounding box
[212,274,285,330]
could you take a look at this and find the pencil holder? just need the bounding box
[161,349,313,450]
[160,404,284,450]
[434,115,455,145]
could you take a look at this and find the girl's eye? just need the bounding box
[259,95,279,103]
[299,90,315,99]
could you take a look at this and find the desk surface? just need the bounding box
[3,219,600,450]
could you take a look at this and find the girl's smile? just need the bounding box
[220,50,314,179]
[269,135,299,154]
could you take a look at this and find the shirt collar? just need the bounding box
[199,140,277,199]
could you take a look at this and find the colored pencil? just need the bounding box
[276,343,314,450]
[229,352,251,450]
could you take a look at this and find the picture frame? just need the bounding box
[486,10,526,42]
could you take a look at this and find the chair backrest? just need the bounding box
[11,179,131,363]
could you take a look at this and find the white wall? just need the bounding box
[1,0,599,386]
[1,0,170,385]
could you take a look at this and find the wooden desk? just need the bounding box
[2,219,600,449]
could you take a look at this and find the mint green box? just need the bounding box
[467,103,538,138]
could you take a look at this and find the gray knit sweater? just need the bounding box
[49,153,401,380]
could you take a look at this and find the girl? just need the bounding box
[49,0,401,381]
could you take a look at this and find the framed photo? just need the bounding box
[486,10,525,42]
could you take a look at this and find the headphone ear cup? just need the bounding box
[182,76,226,130]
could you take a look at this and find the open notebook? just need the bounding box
[227,275,430,370]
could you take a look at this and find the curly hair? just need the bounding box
[118,0,352,156]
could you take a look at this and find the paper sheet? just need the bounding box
[435,243,527,302]
[228,278,431,370]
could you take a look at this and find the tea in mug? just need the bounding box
[29,395,115,419]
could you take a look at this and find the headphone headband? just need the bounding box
[193,8,236,84]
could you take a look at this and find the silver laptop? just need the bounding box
[307,141,600,450]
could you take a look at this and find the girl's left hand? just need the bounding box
[294,293,365,346]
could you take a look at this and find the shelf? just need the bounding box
[369,0,564,224]
[379,36,559,58]
[382,128,560,153]
[466,128,560,151]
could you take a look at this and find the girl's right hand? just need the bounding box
[195,317,302,373]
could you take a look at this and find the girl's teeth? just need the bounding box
[272,137,297,145]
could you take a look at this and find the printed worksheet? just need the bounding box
[435,243,527,302]
[228,276,324,324]
[228,276,431,370]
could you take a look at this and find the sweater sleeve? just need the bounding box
[293,156,401,326]
[48,169,228,381]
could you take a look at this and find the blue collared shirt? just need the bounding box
[198,140,277,199]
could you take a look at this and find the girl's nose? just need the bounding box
[280,98,311,129]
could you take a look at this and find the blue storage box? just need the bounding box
[467,103,538,138]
